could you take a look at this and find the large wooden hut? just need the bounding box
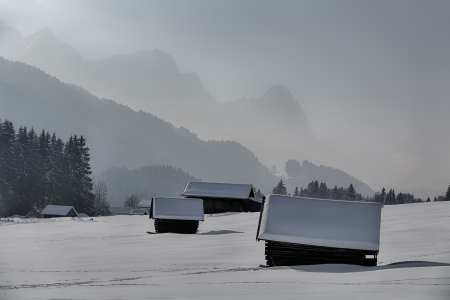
[256,195,383,267]
[149,197,204,234]
[182,181,262,214]
[41,205,78,218]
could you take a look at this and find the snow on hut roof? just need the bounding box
[137,199,152,208]
[109,207,133,214]
[77,213,89,217]
[152,197,204,221]
[182,181,255,200]
[257,195,383,251]
[41,205,78,216]
[130,209,148,215]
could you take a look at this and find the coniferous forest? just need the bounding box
[271,179,442,205]
[0,119,94,217]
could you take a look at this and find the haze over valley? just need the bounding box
[1,1,449,199]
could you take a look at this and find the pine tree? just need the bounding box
[330,185,341,200]
[0,120,17,215]
[445,184,450,201]
[272,179,287,195]
[396,192,404,204]
[319,182,328,199]
[256,189,264,199]
[293,186,299,197]
[346,184,356,201]
[380,187,386,204]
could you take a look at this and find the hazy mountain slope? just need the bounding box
[0,28,214,110]
[0,28,317,164]
[0,58,276,191]
[97,165,200,207]
[285,160,375,196]
[0,27,366,193]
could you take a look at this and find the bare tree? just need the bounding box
[93,181,110,216]
[124,195,139,209]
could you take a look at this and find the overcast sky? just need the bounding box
[1,0,449,192]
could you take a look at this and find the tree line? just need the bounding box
[0,119,96,217]
[271,179,450,204]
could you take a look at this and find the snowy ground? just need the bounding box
[1,202,450,299]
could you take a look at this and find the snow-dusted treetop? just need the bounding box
[41,205,79,217]
[182,181,255,200]
[257,195,383,251]
[151,197,204,221]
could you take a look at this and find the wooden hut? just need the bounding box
[256,195,383,267]
[182,181,262,214]
[150,197,204,234]
[41,205,78,218]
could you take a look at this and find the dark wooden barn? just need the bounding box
[41,205,78,218]
[256,195,383,267]
[182,182,262,214]
[149,197,204,234]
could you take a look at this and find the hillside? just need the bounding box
[285,160,375,196]
[0,57,277,191]
[0,27,321,171]
[1,202,449,299]
[97,165,200,207]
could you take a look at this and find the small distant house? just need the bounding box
[150,197,204,234]
[182,181,262,214]
[256,195,383,267]
[77,213,89,217]
[137,199,152,214]
[41,205,78,218]
[130,209,148,215]
[109,207,133,215]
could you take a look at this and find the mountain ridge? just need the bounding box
[0,57,277,192]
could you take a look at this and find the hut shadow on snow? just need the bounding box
[198,230,243,235]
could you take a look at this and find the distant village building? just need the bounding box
[150,197,204,234]
[182,181,262,214]
[137,199,152,214]
[41,205,78,218]
[130,209,148,215]
[109,207,133,215]
[256,195,383,267]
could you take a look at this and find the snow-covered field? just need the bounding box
[1,202,449,299]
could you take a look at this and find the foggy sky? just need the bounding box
[1,0,449,193]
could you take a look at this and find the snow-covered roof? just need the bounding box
[77,213,89,217]
[257,195,383,251]
[130,209,148,215]
[182,181,255,200]
[152,197,204,221]
[109,207,133,214]
[41,205,78,216]
[137,199,152,208]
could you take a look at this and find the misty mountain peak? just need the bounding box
[29,27,55,38]
[261,85,296,105]
[0,26,22,48]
